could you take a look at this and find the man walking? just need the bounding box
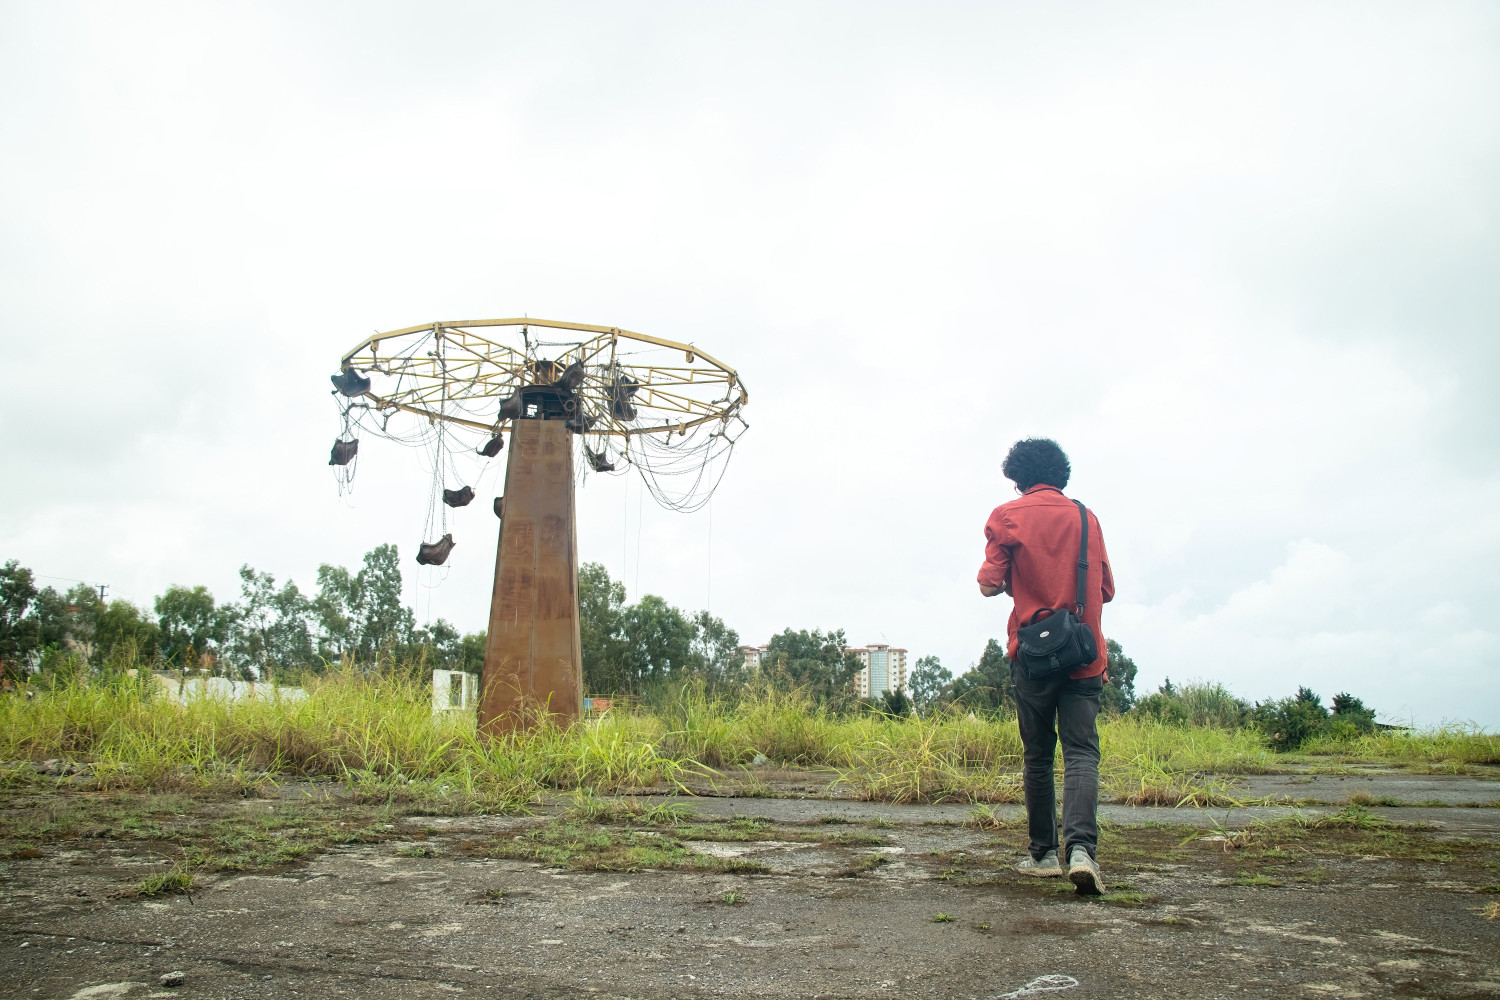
[977,438,1114,894]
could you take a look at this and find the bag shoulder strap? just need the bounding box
[1073,500,1089,615]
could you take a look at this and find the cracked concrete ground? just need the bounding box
[4,773,1499,1000]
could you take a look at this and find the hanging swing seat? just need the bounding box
[477,432,504,457]
[416,533,455,566]
[331,368,372,397]
[493,496,504,518]
[443,485,475,507]
[329,438,359,465]
[584,447,615,472]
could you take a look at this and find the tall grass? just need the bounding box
[1300,724,1500,766]
[3,670,1494,807]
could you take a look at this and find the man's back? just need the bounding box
[977,483,1115,679]
[978,437,1113,894]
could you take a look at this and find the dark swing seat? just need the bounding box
[416,534,455,566]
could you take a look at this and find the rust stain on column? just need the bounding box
[478,418,583,734]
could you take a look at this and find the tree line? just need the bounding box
[0,548,484,683]
[904,638,1140,717]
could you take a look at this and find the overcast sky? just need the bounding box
[2,2,1496,726]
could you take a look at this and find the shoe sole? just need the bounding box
[1068,865,1105,895]
[1017,867,1063,878]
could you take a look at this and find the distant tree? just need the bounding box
[458,630,487,674]
[36,584,104,658]
[356,544,413,662]
[1100,639,1138,713]
[311,545,415,667]
[1132,680,1189,726]
[879,687,912,718]
[154,584,226,667]
[689,609,743,693]
[577,562,746,697]
[410,617,462,675]
[93,599,160,666]
[229,566,315,679]
[312,563,358,661]
[948,639,1012,712]
[761,627,861,705]
[618,594,696,691]
[579,562,628,693]
[1253,687,1330,751]
[1327,691,1378,739]
[908,655,953,713]
[0,561,40,681]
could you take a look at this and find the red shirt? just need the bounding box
[977,484,1115,678]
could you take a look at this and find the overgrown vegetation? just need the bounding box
[3,662,1493,811]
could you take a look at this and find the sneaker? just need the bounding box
[1068,846,1105,895]
[1014,849,1062,877]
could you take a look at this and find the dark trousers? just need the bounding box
[1013,668,1104,861]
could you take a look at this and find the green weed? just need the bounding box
[1100,890,1156,906]
[138,864,195,897]
[396,844,435,857]
[1231,873,1285,887]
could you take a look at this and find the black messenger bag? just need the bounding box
[1015,500,1098,681]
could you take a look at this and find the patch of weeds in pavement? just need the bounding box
[9,843,44,859]
[396,844,436,857]
[1478,901,1500,921]
[0,786,422,884]
[675,816,779,842]
[137,863,195,897]
[466,819,770,874]
[674,815,889,848]
[564,790,697,825]
[719,891,746,905]
[1347,791,1434,808]
[1098,890,1156,907]
[1232,873,1285,887]
[930,912,956,923]
[1477,884,1500,894]
[1297,866,1333,885]
[864,817,895,829]
[730,769,776,798]
[817,829,889,846]
[965,805,1023,831]
[470,889,507,905]
[831,853,891,878]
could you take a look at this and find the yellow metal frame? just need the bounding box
[337,318,748,438]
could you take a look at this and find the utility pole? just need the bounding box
[97,584,108,602]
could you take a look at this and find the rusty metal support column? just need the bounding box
[478,418,583,734]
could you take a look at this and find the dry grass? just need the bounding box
[2,671,1491,808]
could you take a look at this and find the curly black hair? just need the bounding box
[1002,438,1071,491]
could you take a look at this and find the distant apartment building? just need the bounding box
[846,644,907,698]
[738,645,769,670]
[740,641,907,699]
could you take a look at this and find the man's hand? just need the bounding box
[979,583,1003,597]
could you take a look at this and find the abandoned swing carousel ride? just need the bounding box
[326,319,748,732]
